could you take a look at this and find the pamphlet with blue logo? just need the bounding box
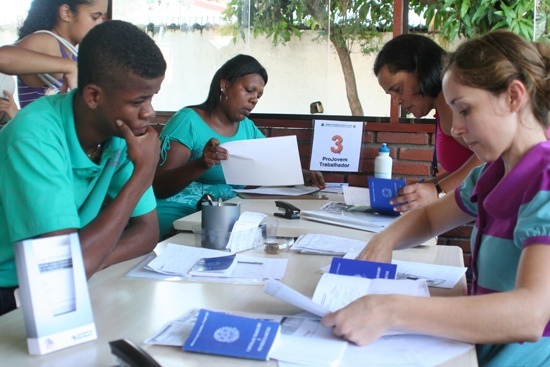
[368,177,407,216]
[329,257,397,279]
[183,309,281,360]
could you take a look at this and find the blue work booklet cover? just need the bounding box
[183,309,281,360]
[368,177,407,216]
[329,257,397,279]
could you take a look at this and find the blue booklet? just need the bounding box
[190,254,236,272]
[368,177,406,216]
[329,257,397,279]
[183,309,281,360]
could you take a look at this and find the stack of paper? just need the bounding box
[339,251,468,289]
[147,308,347,367]
[291,233,367,255]
[225,211,266,252]
[145,244,288,281]
[300,208,397,233]
[147,307,473,367]
[264,274,429,321]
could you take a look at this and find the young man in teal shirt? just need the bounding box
[0,20,166,315]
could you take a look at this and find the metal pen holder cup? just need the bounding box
[200,202,240,250]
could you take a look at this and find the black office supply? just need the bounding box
[274,201,300,219]
[109,339,162,367]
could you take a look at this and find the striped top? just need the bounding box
[456,141,550,366]
[457,141,550,298]
[17,42,77,108]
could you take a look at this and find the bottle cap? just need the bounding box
[379,143,390,153]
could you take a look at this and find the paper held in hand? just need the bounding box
[264,273,429,336]
[220,135,304,186]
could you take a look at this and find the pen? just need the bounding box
[218,197,223,206]
[205,194,214,206]
[238,261,263,265]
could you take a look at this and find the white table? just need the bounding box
[0,232,475,366]
[173,193,436,244]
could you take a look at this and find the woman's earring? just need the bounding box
[220,89,228,103]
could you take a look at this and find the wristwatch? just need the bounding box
[434,182,446,199]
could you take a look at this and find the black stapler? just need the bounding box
[109,339,162,367]
[274,201,300,219]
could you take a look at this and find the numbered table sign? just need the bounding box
[309,120,363,172]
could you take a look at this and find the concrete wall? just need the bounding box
[149,28,396,116]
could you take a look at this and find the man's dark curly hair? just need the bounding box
[77,20,167,92]
[18,0,95,40]
[373,34,446,98]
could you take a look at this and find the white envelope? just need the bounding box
[220,135,304,186]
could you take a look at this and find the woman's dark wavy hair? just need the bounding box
[198,54,268,114]
[373,34,446,98]
[18,0,95,40]
[77,20,166,91]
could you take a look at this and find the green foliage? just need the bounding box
[221,0,395,55]
[413,0,545,42]
[222,0,548,45]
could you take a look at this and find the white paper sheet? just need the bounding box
[343,186,370,206]
[392,259,468,289]
[264,275,429,320]
[220,135,304,186]
[300,209,396,233]
[291,233,368,255]
[226,211,267,252]
[233,185,320,196]
[311,274,429,314]
[146,243,288,279]
[321,182,349,194]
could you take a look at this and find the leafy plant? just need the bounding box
[220,0,548,116]
[413,0,547,42]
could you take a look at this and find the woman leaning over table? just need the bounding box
[153,54,325,239]
[322,31,550,366]
[374,34,483,213]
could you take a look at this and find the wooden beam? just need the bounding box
[390,0,410,122]
[390,0,406,123]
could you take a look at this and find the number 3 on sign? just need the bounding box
[331,135,343,153]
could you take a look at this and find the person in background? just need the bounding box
[322,31,550,366]
[0,90,17,123]
[0,45,79,122]
[374,34,482,212]
[0,20,166,316]
[153,54,325,239]
[0,0,107,109]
